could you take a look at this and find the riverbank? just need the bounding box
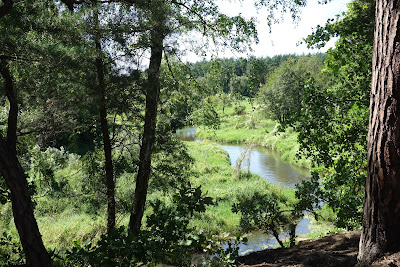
[236,231,361,266]
[186,141,291,234]
[185,141,335,248]
[195,100,310,169]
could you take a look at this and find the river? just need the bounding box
[175,126,310,254]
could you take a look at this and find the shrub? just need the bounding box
[232,188,302,248]
[66,185,243,266]
[234,105,246,115]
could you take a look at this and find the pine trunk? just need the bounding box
[93,4,115,234]
[128,29,163,235]
[0,62,52,266]
[358,0,400,265]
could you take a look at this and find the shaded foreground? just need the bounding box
[236,231,360,267]
[236,231,400,267]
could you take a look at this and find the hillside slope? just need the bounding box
[236,231,360,267]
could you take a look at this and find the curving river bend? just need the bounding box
[175,126,311,254]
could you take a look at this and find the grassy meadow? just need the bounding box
[0,98,331,264]
[196,99,310,169]
[0,139,300,252]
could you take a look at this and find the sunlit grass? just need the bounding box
[185,141,298,235]
[196,99,310,168]
[38,211,106,250]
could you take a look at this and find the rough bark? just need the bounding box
[0,62,52,266]
[128,29,164,235]
[93,4,115,234]
[358,0,400,265]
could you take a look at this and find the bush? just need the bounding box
[66,185,243,266]
[232,187,302,248]
[234,105,246,115]
[0,232,24,266]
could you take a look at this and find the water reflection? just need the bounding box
[220,144,309,188]
[175,126,196,141]
[176,126,311,254]
[237,217,309,255]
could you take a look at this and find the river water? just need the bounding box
[175,126,310,254]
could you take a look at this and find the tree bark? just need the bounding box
[128,29,164,235]
[0,62,52,266]
[93,3,116,234]
[358,0,400,265]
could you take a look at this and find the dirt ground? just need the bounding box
[236,231,361,267]
[235,231,400,267]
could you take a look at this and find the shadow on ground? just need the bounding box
[236,231,361,267]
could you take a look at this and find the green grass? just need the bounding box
[38,211,106,250]
[185,141,298,234]
[196,99,310,169]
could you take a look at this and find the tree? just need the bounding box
[92,0,116,235]
[229,75,250,97]
[358,0,400,264]
[61,0,145,235]
[0,0,82,264]
[128,0,166,235]
[128,0,258,235]
[295,0,374,229]
[258,56,325,124]
[232,187,301,248]
[0,61,53,267]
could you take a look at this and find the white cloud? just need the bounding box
[184,0,350,61]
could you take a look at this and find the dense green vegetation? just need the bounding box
[196,98,310,168]
[1,139,302,265]
[3,0,396,264]
[293,0,374,230]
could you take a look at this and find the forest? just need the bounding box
[1,0,400,266]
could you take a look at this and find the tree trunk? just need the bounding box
[358,0,400,265]
[128,29,163,235]
[289,223,296,248]
[271,228,284,248]
[93,3,115,234]
[0,62,52,266]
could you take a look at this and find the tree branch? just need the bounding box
[0,54,38,62]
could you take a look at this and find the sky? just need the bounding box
[183,0,351,62]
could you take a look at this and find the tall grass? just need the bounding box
[185,141,298,234]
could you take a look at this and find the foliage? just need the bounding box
[258,55,327,123]
[192,96,221,130]
[189,55,305,98]
[232,185,301,247]
[294,0,374,229]
[234,105,246,116]
[65,185,242,266]
[28,145,70,198]
[230,75,250,97]
[0,0,323,263]
[0,232,25,266]
[0,178,8,204]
